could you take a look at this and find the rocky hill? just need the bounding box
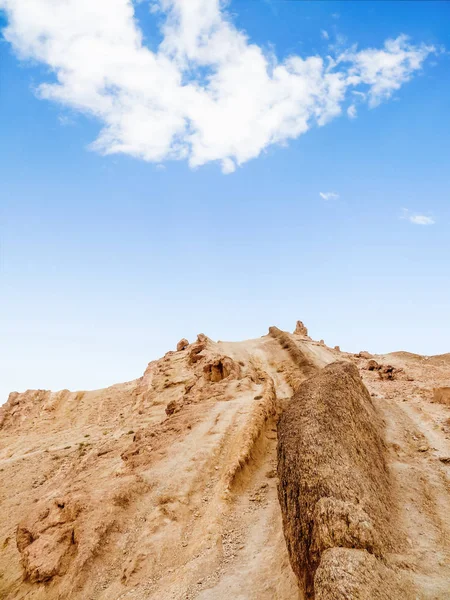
[1,324,450,599]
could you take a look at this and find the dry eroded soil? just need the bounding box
[0,333,449,599]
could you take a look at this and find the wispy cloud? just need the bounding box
[321,30,329,41]
[0,0,436,173]
[402,209,435,225]
[409,215,435,225]
[58,114,75,127]
[339,36,434,108]
[320,191,340,201]
[347,105,357,119]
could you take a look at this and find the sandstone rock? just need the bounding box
[277,361,391,599]
[184,379,196,394]
[378,365,401,381]
[334,346,340,352]
[0,389,76,431]
[203,357,241,383]
[16,498,82,583]
[310,498,382,562]
[433,387,450,406]
[165,399,181,416]
[294,320,309,337]
[188,342,207,365]
[356,351,372,359]
[314,548,414,600]
[366,359,381,371]
[176,338,189,352]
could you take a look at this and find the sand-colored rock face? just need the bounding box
[277,362,395,599]
[1,328,450,600]
[176,338,189,352]
[16,496,82,583]
[314,548,415,600]
[434,387,450,406]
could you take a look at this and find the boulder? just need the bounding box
[378,365,401,380]
[366,359,381,371]
[176,338,189,352]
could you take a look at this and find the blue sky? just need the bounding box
[1,1,449,402]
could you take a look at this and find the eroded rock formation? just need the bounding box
[294,320,309,337]
[17,497,81,583]
[277,361,400,599]
[176,338,189,351]
[433,387,450,405]
[1,325,450,600]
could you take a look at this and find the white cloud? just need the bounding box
[319,191,340,201]
[339,35,433,107]
[347,104,357,119]
[221,157,236,174]
[402,209,435,225]
[0,0,436,172]
[409,215,435,225]
[321,30,329,41]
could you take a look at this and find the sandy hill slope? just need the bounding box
[0,324,449,599]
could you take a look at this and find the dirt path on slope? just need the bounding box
[362,371,450,600]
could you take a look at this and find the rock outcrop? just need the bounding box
[1,325,450,600]
[17,497,81,583]
[293,320,309,337]
[176,338,189,351]
[378,364,402,380]
[314,548,415,600]
[277,361,399,599]
[202,356,241,382]
[433,387,450,405]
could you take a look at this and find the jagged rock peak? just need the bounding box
[294,320,309,337]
